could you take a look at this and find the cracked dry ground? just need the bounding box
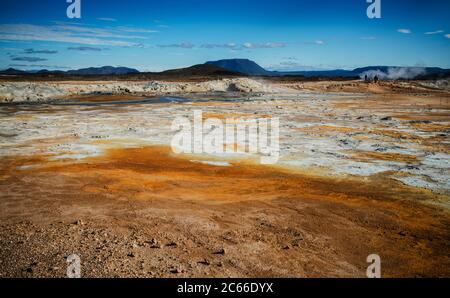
[0,145,449,277]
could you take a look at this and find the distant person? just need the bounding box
[374,75,379,83]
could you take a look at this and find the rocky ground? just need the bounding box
[0,78,287,103]
[0,78,449,277]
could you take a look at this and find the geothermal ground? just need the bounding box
[0,78,449,277]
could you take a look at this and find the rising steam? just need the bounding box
[360,67,427,80]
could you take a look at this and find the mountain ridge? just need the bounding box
[206,59,450,79]
[0,66,139,76]
[205,59,271,76]
[2,60,449,79]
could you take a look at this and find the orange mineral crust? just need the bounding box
[0,145,449,277]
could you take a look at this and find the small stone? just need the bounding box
[127,252,135,258]
[145,238,159,247]
[170,267,181,274]
[198,259,210,266]
[213,248,226,255]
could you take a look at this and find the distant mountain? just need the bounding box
[36,69,66,75]
[205,59,354,77]
[66,66,139,75]
[275,69,353,77]
[0,68,27,75]
[205,59,271,76]
[204,59,450,79]
[277,66,450,78]
[1,61,449,79]
[159,64,241,76]
[0,66,139,76]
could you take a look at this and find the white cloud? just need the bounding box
[157,42,194,49]
[242,42,287,49]
[0,23,154,47]
[361,36,376,40]
[11,56,48,62]
[314,40,325,45]
[117,27,158,33]
[52,24,148,39]
[445,34,450,39]
[9,64,70,69]
[424,30,444,35]
[201,43,238,50]
[397,29,411,34]
[97,18,117,22]
[201,42,286,50]
[267,61,326,71]
[24,48,58,54]
[67,46,104,51]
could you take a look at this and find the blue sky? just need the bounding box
[0,0,449,71]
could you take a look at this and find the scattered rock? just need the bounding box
[165,241,177,247]
[198,259,210,266]
[146,238,159,246]
[409,120,432,124]
[169,267,181,274]
[213,248,226,255]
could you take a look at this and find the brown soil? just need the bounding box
[0,146,449,277]
[65,94,149,103]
